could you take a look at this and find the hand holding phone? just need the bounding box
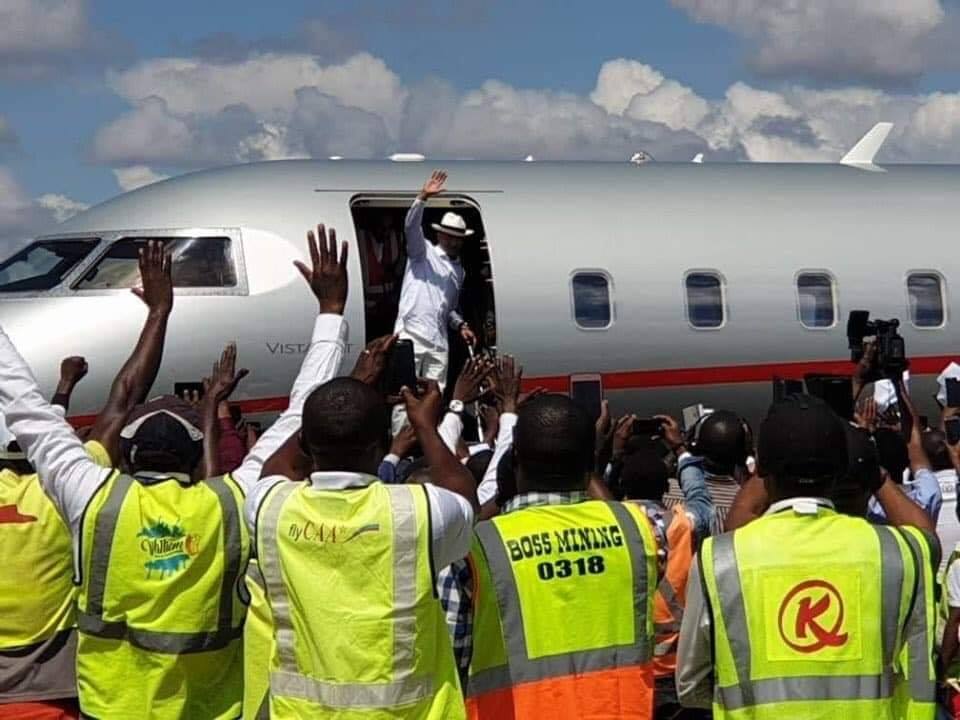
[947,417,960,446]
[381,339,418,398]
[632,418,663,437]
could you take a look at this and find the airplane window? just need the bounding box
[0,239,99,292]
[571,272,612,329]
[907,273,944,327]
[75,237,237,290]
[797,273,835,328]
[685,272,724,328]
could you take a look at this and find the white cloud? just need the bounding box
[36,193,89,222]
[0,167,81,241]
[0,0,120,78]
[88,48,960,168]
[112,165,170,192]
[671,0,952,84]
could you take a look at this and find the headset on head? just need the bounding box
[686,411,753,472]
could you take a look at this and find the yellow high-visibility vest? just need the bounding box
[243,558,272,720]
[77,471,249,720]
[466,499,658,719]
[256,479,464,719]
[700,503,931,719]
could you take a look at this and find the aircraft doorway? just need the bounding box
[350,194,498,387]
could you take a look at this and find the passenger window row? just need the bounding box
[570,271,947,331]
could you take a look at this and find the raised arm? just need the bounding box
[199,343,248,479]
[235,224,349,492]
[52,356,88,413]
[0,328,107,532]
[88,240,173,463]
[405,170,446,260]
[403,380,479,513]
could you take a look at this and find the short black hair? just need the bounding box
[873,428,909,482]
[758,395,848,498]
[301,378,389,458]
[619,442,670,501]
[514,394,594,492]
[695,410,749,475]
[922,429,952,472]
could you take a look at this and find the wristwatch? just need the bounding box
[448,400,466,415]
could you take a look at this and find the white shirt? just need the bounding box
[245,471,475,572]
[477,412,517,506]
[394,198,465,349]
[0,314,347,544]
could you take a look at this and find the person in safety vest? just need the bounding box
[463,392,662,720]
[942,541,960,718]
[0,241,252,720]
[677,394,939,719]
[244,225,477,719]
[239,223,399,719]
[0,356,109,720]
[611,414,714,720]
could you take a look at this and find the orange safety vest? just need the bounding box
[646,503,694,677]
[465,500,659,720]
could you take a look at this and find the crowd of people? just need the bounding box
[0,171,957,719]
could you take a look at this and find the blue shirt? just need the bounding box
[867,467,942,525]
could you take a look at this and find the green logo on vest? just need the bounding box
[138,520,201,578]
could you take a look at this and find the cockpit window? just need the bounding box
[0,239,99,292]
[75,236,237,289]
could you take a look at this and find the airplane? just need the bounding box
[0,122,956,434]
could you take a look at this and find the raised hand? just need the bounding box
[460,323,477,348]
[452,356,495,403]
[351,334,398,386]
[294,224,348,315]
[131,239,173,314]
[419,170,448,200]
[59,356,89,388]
[402,379,444,432]
[654,414,685,452]
[494,355,523,414]
[203,343,249,405]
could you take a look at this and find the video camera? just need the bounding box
[846,310,907,380]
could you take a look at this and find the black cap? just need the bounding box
[758,395,848,483]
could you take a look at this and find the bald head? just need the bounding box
[301,378,390,473]
[514,394,594,492]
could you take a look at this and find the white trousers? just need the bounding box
[391,332,449,436]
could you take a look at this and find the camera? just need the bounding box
[847,310,908,379]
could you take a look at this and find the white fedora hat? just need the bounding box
[431,212,474,238]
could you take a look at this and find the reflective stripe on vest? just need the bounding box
[468,501,651,696]
[654,578,684,654]
[259,482,433,709]
[77,473,244,654]
[898,528,936,705]
[708,525,906,711]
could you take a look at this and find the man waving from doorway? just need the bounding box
[393,169,477,434]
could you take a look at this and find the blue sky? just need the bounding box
[2,0,960,240]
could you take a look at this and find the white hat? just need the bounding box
[431,212,474,238]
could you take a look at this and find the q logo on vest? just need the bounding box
[777,579,848,653]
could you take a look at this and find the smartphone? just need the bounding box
[570,374,603,426]
[381,339,417,397]
[773,377,804,404]
[946,378,960,408]
[633,418,663,437]
[803,374,854,421]
[174,381,204,401]
[947,417,960,446]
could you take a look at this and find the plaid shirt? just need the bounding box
[438,491,666,682]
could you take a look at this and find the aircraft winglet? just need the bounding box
[840,122,893,171]
[692,153,704,164]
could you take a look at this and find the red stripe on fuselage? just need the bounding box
[65,354,959,425]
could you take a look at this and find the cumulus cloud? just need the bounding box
[88,49,960,169]
[0,168,85,241]
[112,166,169,192]
[671,0,954,85]
[0,0,126,78]
[36,193,89,222]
